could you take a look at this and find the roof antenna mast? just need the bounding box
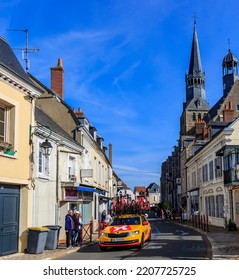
[7,29,39,72]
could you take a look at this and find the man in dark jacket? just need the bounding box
[65,210,74,248]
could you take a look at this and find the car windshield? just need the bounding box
[111,217,140,225]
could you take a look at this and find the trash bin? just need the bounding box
[26,227,49,254]
[44,225,62,250]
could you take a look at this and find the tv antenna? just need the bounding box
[7,29,39,72]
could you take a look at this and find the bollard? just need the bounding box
[89,220,93,242]
[98,220,101,238]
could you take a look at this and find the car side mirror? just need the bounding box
[142,221,148,225]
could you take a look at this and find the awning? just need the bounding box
[216,145,239,156]
[76,186,101,194]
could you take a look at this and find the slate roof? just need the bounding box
[186,96,211,111]
[148,183,160,193]
[35,106,79,145]
[188,22,203,74]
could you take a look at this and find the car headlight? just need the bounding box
[100,232,108,237]
[128,230,140,236]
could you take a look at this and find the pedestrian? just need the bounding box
[101,209,106,222]
[104,211,112,225]
[101,209,107,229]
[65,209,74,249]
[72,211,83,246]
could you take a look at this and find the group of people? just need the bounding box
[65,210,83,249]
[65,209,112,248]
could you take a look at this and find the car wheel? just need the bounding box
[138,234,144,249]
[99,246,107,251]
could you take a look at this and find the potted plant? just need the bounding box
[4,144,17,155]
[0,140,11,151]
[69,174,77,182]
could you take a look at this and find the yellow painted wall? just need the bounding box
[0,82,32,180]
[0,81,34,252]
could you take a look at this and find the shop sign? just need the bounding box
[64,188,78,200]
[64,188,93,201]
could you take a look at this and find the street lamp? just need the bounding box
[40,138,53,156]
[29,124,53,156]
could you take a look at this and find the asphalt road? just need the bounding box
[57,218,211,260]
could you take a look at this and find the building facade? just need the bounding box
[0,36,43,255]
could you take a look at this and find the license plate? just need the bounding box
[111,238,125,242]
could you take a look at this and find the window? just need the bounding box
[215,194,224,218]
[205,196,209,216]
[68,155,76,180]
[0,106,6,141]
[0,101,15,148]
[209,160,214,180]
[209,196,215,217]
[38,142,50,178]
[214,157,222,178]
[202,164,208,182]
[192,112,196,121]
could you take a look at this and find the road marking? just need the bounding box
[176,229,189,235]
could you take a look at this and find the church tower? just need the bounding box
[180,20,210,139]
[179,20,210,209]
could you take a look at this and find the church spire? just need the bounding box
[185,20,206,103]
[188,20,203,74]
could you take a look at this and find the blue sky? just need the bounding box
[1,0,239,188]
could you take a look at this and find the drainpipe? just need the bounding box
[55,145,60,225]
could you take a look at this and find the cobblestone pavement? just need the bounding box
[0,223,238,260]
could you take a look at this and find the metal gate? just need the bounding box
[0,185,20,256]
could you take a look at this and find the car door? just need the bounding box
[141,215,149,240]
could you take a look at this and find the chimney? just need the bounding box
[223,101,234,122]
[75,107,84,118]
[109,143,112,166]
[195,119,208,140]
[51,58,64,99]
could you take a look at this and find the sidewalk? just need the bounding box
[0,233,99,260]
[178,221,239,260]
[0,224,239,260]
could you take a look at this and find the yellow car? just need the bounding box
[99,214,151,251]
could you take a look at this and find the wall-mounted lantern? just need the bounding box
[29,124,53,156]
